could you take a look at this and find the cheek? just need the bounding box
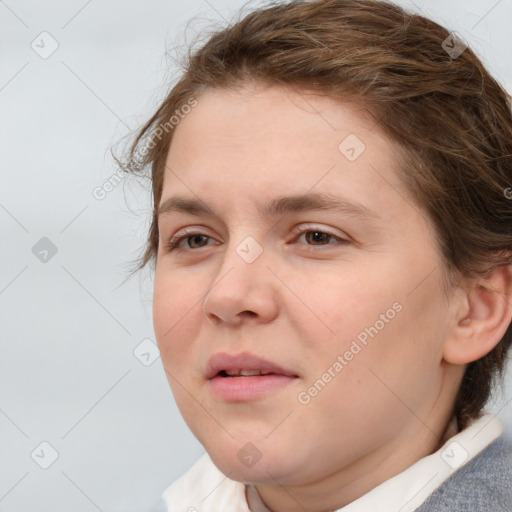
[298,260,444,387]
[152,271,201,367]
[354,278,448,410]
[295,265,397,351]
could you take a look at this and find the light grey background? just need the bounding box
[1,0,511,511]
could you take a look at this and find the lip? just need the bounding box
[205,351,298,379]
[205,351,299,402]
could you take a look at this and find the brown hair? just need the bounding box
[118,0,512,430]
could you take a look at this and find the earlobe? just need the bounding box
[443,265,512,365]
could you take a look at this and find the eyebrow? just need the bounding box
[157,192,381,223]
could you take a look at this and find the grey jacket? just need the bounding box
[416,434,512,512]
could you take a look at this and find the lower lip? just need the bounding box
[209,374,297,401]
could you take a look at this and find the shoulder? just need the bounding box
[149,453,250,512]
[417,433,512,512]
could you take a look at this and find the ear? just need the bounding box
[443,264,512,365]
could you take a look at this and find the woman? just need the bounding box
[120,1,512,510]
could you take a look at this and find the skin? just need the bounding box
[152,83,512,512]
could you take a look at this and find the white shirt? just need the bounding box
[160,414,503,512]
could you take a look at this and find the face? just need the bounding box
[153,83,460,497]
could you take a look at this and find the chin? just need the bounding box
[203,437,305,486]
[207,448,283,484]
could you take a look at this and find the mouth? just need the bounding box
[205,351,299,379]
[217,369,284,377]
[206,352,299,401]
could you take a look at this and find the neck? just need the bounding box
[253,407,459,512]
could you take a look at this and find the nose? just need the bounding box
[201,236,280,326]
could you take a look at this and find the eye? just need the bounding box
[291,225,349,248]
[165,230,216,251]
[164,225,349,253]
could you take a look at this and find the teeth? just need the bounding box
[240,369,262,376]
[224,369,272,376]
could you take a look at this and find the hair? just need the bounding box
[117,0,512,431]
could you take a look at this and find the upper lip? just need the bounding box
[205,351,299,379]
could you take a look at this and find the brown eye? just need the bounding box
[303,231,334,245]
[167,232,213,251]
[292,226,349,248]
[185,234,210,249]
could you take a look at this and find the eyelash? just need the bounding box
[165,225,349,252]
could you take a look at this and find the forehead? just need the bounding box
[168,84,383,161]
[161,84,420,228]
